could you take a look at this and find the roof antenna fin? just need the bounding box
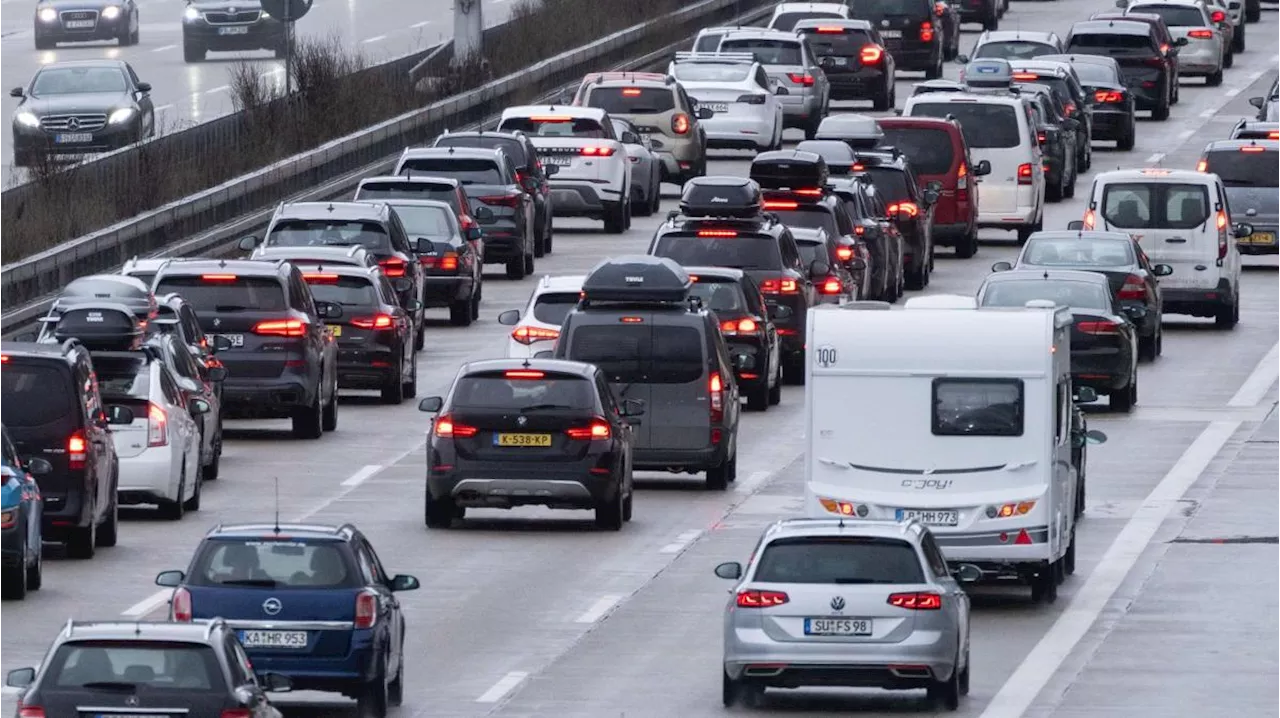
[273,477,282,535]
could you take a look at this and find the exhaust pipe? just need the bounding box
[743,664,787,677]
[888,664,933,679]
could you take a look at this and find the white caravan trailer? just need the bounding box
[803,297,1098,603]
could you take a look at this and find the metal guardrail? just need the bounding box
[1,0,772,335]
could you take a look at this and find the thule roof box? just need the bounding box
[963,58,1014,88]
[52,303,146,350]
[678,176,763,218]
[580,256,693,305]
[750,150,830,190]
[814,114,883,149]
[46,274,156,321]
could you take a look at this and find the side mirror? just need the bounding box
[5,668,35,689]
[106,405,135,425]
[1075,386,1099,403]
[1248,96,1264,109]
[236,235,260,252]
[697,107,715,119]
[809,260,831,278]
[926,180,943,193]
[466,226,483,241]
[1085,429,1108,444]
[207,366,228,382]
[952,564,982,584]
[1066,220,1085,230]
[1176,37,1190,47]
[315,301,343,320]
[155,569,185,587]
[473,205,496,224]
[621,398,646,417]
[418,396,444,413]
[188,398,211,416]
[533,350,554,359]
[497,309,521,326]
[211,334,233,352]
[768,304,793,320]
[621,131,639,144]
[136,81,152,93]
[544,163,560,176]
[991,261,1013,272]
[403,298,424,312]
[415,238,436,254]
[1233,223,1254,239]
[25,457,52,476]
[261,672,292,693]
[955,54,969,64]
[774,85,790,96]
[1152,263,1173,277]
[8,87,23,99]
[923,188,941,206]
[390,574,421,592]
[392,277,414,294]
[714,561,743,580]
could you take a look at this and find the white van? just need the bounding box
[902,91,1046,242]
[803,298,1104,603]
[1076,168,1250,328]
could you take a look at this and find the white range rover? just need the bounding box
[497,105,632,234]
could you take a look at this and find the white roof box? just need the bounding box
[815,113,883,148]
[904,294,978,310]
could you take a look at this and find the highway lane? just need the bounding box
[2,0,1277,715]
[0,0,517,183]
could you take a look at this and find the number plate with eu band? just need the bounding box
[213,333,245,348]
[218,25,250,34]
[896,509,958,526]
[543,155,574,166]
[94,714,168,718]
[1242,232,1275,244]
[705,103,729,113]
[805,617,872,636]
[881,30,902,38]
[64,19,95,28]
[495,433,552,447]
[55,133,93,144]
[328,324,343,337]
[239,629,307,648]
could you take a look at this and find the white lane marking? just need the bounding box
[152,43,175,53]
[294,440,423,522]
[1228,341,1279,407]
[476,671,528,703]
[1224,87,1240,98]
[1144,152,1164,164]
[362,34,386,43]
[155,104,174,114]
[979,419,1239,718]
[1176,128,1195,141]
[411,20,431,28]
[122,588,172,618]
[205,85,229,95]
[1199,108,1216,119]
[574,594,623,624]
[259,67,284,78]
[341,464,382,487]
[659,529,702,554]
[734,470,772,495]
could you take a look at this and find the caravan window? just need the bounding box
[932,378,1024,437]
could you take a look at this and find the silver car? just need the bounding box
[610,117,663,217]
[717,28,830,139]
[715,518,973,710]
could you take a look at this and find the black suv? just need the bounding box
[1009,61,1094,171]
[5,619,291,716]
[847,0,944,78]
[418,359,640,530]
[1020,84,1080,201]
[0,340,121,558]
[850,148,939,290]
[828,174,906,302]
[153,259,340,439]
[1065,19,1176,121]
[956,0,1000,31]
[431,129,555,256]
[795,19,898,110]
[684,266,783,411]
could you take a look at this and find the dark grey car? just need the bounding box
[1198,139,1279,256]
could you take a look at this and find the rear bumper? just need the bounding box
[117,449,179,505]
[827,70,890,100]
[633,445,726,473]
[222,377,316,416]
[1072,347,1131,393]
[778,94,823,124]
[41,485,91,534]
[1091,109,1132,140]
[887,44,939,72]
[548,181,624,215]
[724,629,956,688]
[244,630,376,693]
[335,347,397,389]
[704,116,775,150]
[977,206,1038,228]
[934,525,1053,563]
[428,456,622,509]
[1162,280,1235,317]
[480,229,527,262]
[422,276,475,306]
[930,221,973,244]
[1179,46,1223,74]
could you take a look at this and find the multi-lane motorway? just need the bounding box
[0,0,516,181]
[2,0,1278,715]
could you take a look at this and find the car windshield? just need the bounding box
[532,291,581,325]
[48,642,221,691]
[909,102,1020,149]
[981,279,1112,311]
[689,277,747,313]
[651,233,783,270]
[976,41,1058,60]
[754,537,925,584]
[188,538,360,588]
[498,117,608,139]
[451,374,595,410]
[566,325,704,385]
[1021,237,1135,267]
[719,39,803,65]
[92,356,150,401]
[585,87,676,115]
[394,159,503,185]
[356,183,459,207]
[861,167,912,201]
[878,127,955,175]
[302,275,378,307]
[0,361,75,428]
[1202,149,1279,187]
[1066,32,1153,54]
[770,12,844,32]
[32,66,127,95]
[771,208,839,236]
[1131,5,1204,26]
[387,203,458,239]
[849,0,931,17]
[154,276,287,313]
[1100,182,1210,230]
[265,219,391,252]
[672,64,752,83]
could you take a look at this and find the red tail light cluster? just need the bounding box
[302,272,340,283]
[919,21,935,43]
[566,417,611,440]
[957,162,969,192]
[888,201,919,217]
[355,590,378,629]
[709,373,725,424]
[1037,131,1048,145]
[580,146,616,157]
[421,252,460,271]
[351,314,395,330]
[148,403,168,448]
[378,258,407,278]
[835,246,854,262]
[1017,163,1034,185]
[1209,9,1225,22]
[698,229,739,237]
[172,587,192,622]
[511,326,560,345]
[787,73,815,86]
[736,589,789,608]
[1094,90,1124,103]
[1216,210,1230,259]
[254,319,307,337]
[1188,28,1215,39]
[672,113,692,135]
[478,194,520,207]
[720,318,759,336]
[759,278,799,294]
[1077,320,1119,335]
[435,415,478,438]
[18,705,46,718]
[68,431,87,471]
[220,710,254,718]
[860,45,884,63]
[888,592,942,610]
[818,277,843,295]
[1118,274,1146,300]
[762,200,800,210]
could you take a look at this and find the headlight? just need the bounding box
[14,112,40,128]
[183,6,201,20]
[37,6,56,22]
[260,10,271,17]
[107,108,135,124]
[101,5,120,19]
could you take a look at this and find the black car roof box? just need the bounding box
[52,303,145,350]
[679,176,763,218]
[581,256,693,304]
[750,150,830,190]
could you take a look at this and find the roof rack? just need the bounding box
[672,51,757,65]
[581,71,673,87]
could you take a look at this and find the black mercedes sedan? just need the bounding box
[10,60,154,167]
[33,0,140,48]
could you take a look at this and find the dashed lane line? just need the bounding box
[476,671,528,703]
[574,594,623,624]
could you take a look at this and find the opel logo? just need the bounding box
[830,596,846,611]
[262,597,282,615]
[212,317,222,328]
[66,117,80,130]
[125,696,140,707]
[516,416,528,427]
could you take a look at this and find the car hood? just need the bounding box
[1226,186,1279,224]
[19,93,131,115]
[38,0,116,8]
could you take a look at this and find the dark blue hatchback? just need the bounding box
[156,523,419,717]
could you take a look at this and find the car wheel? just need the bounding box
[959,647,971,696]
[1207,68,1225,87]
[471,285,482,320]
[1216,298,1239,328]
[955,230,978,259]
[925,54,943,80]
[745,379,769,412]
[159,470,187,521]
[1155,325,1163,356]
[1117,123,1136,151]
[927,649,962,710]
[97,477,119,547]
[984,16,998,30]
[205,432,222,480]
[66,508,97,559]
[183,464,203,511]
[1246,3,1260,22]
[424,492,456,529]
[25,538,42,591]
[322,382,338,432]
[292,388,324,439]
[1030,561,1059,603]
[595,489,625,530]
[706,457,731,491]
[1224,48,1235,68]
[505,254,527,280]
[388,649,404,706]
[1139,332,1158,361]
[1111,379,1135,414]
[768,361,783,405]
[622,488,633,522]
[402,355,418,399]
[356,655,389,718]
[603,200,627,233]
[449,298,473,327]
[2,552,27,600]
[381,359,405,405]
[1064,529,1077,576]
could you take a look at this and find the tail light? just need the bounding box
[762,200,799,210]
[1240,145,1266,153]
[1084,208,1096,229]
[1217,210,1229,259]
[1037,131,1047,144]
[1017,163,1034,185]
[1,510,17,530]
[736,93,768,104]
[1118,274,1146,300]
[566,417,611,440]
[888,201,919,217]
[1094,90,1123,103]
[172,586,192,622]
[956,162,968,192]
[580,146,616,157]
[1077,320,1119,335]
[478,194,521,207]
[1013,72,1039,81]
[698,229,739,237]
[514,170,528,186]
[835,246,854,262]
[622,87,642,96]
[819,277,843,295]
[672,113,692,135]
[421,252,460,271]
[354,590,378,629]
[736,589,789,608]
[17,707,46,718]
[888,592,942,610]
[860,45,883,64]
[351,314,395,330]
[787,73,815,86]
[1064,102,1076,116]
[200,274,238,282]
[434,414,478,439]
[504,370,544,379]
[254,319,306,337]
[511,325,559,344]
[709,373,724,424]
[378,258,407,277]
[68,431,87,471]
[919,21,935,43]
[1145,56,1166,67]
[1209,10,1225,22]
[759,278,799,294]
[1188,28,1214,39]
[814,26,845,33]
[302,272,340,283]
[220,710,253,718]
[720,318,759,336]
[147,402,168,447]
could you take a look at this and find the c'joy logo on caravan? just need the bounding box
[815,345,838,367]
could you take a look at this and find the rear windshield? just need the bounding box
[909,102,1021,149]
[356,183,460,207]
[771,208,838,236]
[693,33,724,53]
[126,271,157,287]
[862,167,912,201]
[879,127,955,175]
[451,373,595,410]
[93,356,150,401]
[1066,33,1154,53]
[387,203,458,239]
[672,64,751,83]
[719,39,802,65]
[48,641,222,691]
[689,277,747,313]
[302,276,378,307]
[585,87,676,115]
[754,537,925,584]
[981,279,1111,311]
[433,136,529,166]
[1,361,75,427]
[155,276,287,313]
[187,538,360,589]
[567,324,704,385]
[652,233,783,270]
[933,377,1024,436]
[265,219,392,252]
[849,0,931,17]
[1100,182,1210,230]
[1134,5,1204,26]
[394,158,503,185]
[796,240,830,267]
[532,291,581,325]
[498,117,608,139]
[799,28,874,57]
[1203,149,1279,187]
[975,41,1059,60]
[1067,62,1119,84]
[1021,237,1135,267]
[771,12,844,32]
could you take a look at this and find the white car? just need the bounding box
[610,117,663,217]
[766,1,849,31]
[496,274,586,358]
[96,351,205,520]
[1127,1,1226,85]
[669,52,784,152]
[496,106,631,233]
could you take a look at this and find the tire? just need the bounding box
[649,178,662,215]
[183,464,202,512]
[1064,531,1077,576]
[183,41,205,62]
[402,356,418,399]
[905,259,927,290]
[159,471,186,521]
[524,252,535,275]
[413,320,425,351]
[872,84,892,111]
[1079,139,1091,172]
[292,389,324,439]
[322,382,338,432]
[205,432,222,481]
[505,255,527,280]
[97,488,118,548]
[66,512,96,560]
[925,56,943,80]
[1117,124,1136,151]
[768,366,783,405]
[1139,333,1158,361]
[983,16,998,31]
[1151,101,1171,120]
[380,363,404,405]
[388,653,404,707]
[706,456,731,491]
[1206,68,1224,87]
[622,489,633,522]
[594,490,624,531]
[356,657,389,718]
[26,540,42,591]
[1111,379,1135,413]
[2,562,27,600]
[1216,299,1239,328]
[783,354,806,385]
[955,230,978,259]
[424,493,455,529]
[746,381,769,412]
[449,299,473,326]
[532,226,546,257]
[1030,561,1059,603]
[472,287,482,320]
[1223,49,1234,69]
[603,200,627,234]
[1016,225,1036,243]
[927,650,961,710]
[959,647,970,696]
[722,670,738,708]
[1047,172,1064,202]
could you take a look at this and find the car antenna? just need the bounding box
[273,477,282,535]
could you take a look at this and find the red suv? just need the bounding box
[877,116,990,259]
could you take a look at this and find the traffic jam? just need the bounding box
[2,0,1278,715]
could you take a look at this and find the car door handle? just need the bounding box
[1165,237,1187,243]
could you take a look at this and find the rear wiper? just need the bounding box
[79,681,138,691]
[517,404,576,412]
[214,305,250,312]
[217,578,278,587]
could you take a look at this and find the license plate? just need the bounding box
[881,30,902,38]
[64,19,95,28]
[218,25,250,34]
[214,333,245,348]
[54,133,92,144]
[896,508,959,526]
[705,103,729,112]
[826,56,850,66]
[543,155,574,166]
[805,617,873,636]
[238,630,307,648]
[95,714,168,718]
[328,324,343,337]
[494,432,552,447]
[1242,232,1275,244]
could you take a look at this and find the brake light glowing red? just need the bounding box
[720,318,759,335]
[148,402,168,447]
[504,370,545,379]
[254,319,307,337]
[787,73,815,86]
[421,252,460,271]
[302,273,340,282]
[736,589,789,607]
[1012,72,1039,80]
[1037,131,1047,144]
[759,278,799,294]
[698,229,738,237]
[580,146,617,157]
[200,274,238,282]
[220,710,253,718]
[622,87,642,96]
[1118,275,1146,300]
[566,417,611,440]
[860,45,884,63]
[0,355,8,363]
[529,115,572,122]
[511,326,559,345]
[672,113,692,135]
[815,26,845,33]
[888,201,919,217]
[351,314,395,330]
[18,707,47,718]
[172,587,192,622]
[1269,131,1279,139]
[1194,158,1208,172]
[1094,90,1123,103]
[1241,145,1266,153]
[888,592,942,610]
[620,316,644,323]
[378,258,407,277]
[709,372,724,423]
[1217,210,1230,259]
[68,431,86,470]
[835,246,854,261]
[355,590,378,629]
[1188,28,1214,39]
[919,21,934,42]
[819,277,843,295]
[1017,163,1033,185]
[762,200,799,210]
[434,414,478,439]
[1209,9,1225,22]
[479,194,521,207]
[1077,320,1119,335]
